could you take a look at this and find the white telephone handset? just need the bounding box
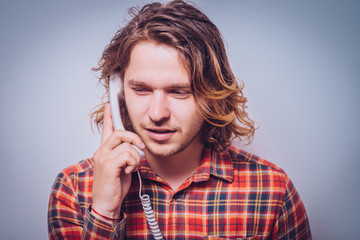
[109,75,163,240]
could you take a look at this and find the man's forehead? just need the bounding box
[127,41,189,70]
[123,41,191,88]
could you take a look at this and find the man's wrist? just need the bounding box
[89,205,121,227]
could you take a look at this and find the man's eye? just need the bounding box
[133,87,150,94]
[170,89,191,98]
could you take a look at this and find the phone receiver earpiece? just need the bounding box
[109,74,144,158]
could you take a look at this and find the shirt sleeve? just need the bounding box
[271,173,312,240]
[47,172,127,239]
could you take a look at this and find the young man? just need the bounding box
[48,1,312,239]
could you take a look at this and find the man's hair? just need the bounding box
[91,0,255,152]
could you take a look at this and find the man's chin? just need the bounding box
[145,143,184,159]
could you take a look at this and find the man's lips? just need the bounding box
[146,127,176,141]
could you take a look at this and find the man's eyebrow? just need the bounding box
[168,83,191,89]
[128,79,191,89]
[128,79,146,86]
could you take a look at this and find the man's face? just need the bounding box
[123,41,204,158]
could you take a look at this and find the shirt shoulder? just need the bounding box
[62,158,94,174]
[227,145,290,190]
[228,145,285,173]
[52,158,94,198]
[49,158,94,215]
[226,146,312,239]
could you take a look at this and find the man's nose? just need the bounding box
[148,92,170,123]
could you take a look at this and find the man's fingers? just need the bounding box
[114,131,145,150]
[102,130,145,152]
[97,143,141,175]
[101,103,114,146]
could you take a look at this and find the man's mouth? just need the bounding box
[146,127,176,141]
[147,128,175,133]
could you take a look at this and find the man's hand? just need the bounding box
[91,103,144,224]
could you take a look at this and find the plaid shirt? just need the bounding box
[48,145,311,239]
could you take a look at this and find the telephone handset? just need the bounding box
[109,75,163,240]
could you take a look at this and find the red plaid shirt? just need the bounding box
[48,145,311,239]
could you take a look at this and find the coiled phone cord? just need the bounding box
[137,170,164,240]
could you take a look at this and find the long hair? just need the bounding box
[91,0,255,152]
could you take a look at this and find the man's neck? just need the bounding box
[144,139,204,191]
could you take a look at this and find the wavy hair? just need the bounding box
[91,0,255,152]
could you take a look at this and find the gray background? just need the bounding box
[1,0,359,239]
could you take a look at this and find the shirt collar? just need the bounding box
[192,147,234,183]
[139,147,234,183]
[138,158,159,182]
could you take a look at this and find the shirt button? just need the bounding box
[173,193,180,200]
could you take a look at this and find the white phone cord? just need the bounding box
[137,170,164,240]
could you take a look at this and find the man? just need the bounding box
[48,1,312,239]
